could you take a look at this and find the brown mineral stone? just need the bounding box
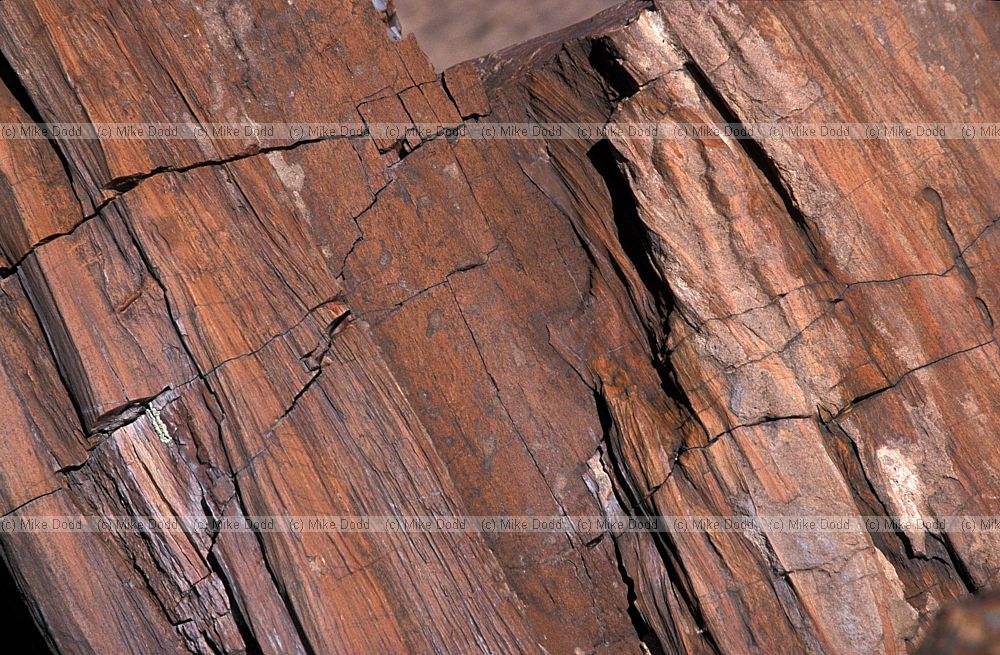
[0,1,996,653]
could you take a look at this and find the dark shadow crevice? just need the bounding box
[683,60,833,279]
[0,47,83,209]
[594,389,721,655]
[0,544,55,654]
[588,37,641,100]
[587,139,709,440]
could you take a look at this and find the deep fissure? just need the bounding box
[594,389,721,655]
[682,60,832,276]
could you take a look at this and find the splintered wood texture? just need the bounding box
[0,0,996,654]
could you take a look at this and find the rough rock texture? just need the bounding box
[0,1,996,654]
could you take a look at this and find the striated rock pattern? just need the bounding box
[0,1,996,653]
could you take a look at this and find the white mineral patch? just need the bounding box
[585,453,622,517]
[267,151,310,218]
[876,446,931,551]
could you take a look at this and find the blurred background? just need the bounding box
[394,0,621,70]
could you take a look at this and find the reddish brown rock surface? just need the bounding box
[0,1,997,653]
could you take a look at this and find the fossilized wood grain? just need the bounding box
[0,0,996,654]
[480,0,1000,653]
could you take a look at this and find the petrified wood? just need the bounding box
[0,1,997,653]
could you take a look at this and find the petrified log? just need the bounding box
[0,1,997,653]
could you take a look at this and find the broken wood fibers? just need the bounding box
[0,0,996,653]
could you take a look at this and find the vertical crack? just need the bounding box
[117,211,319,653]
[233,477,320,655]
[588,37,641,101]
[599,447,668,655]
[15,272,91,435]
[447,282,573,526]
[205,549,264,655]
[586,139,710,441]
[923,187,996,340]
[818,415,977,602]
[594,389,721,655]
[586,139,671,318]
[0,46,85,212]
[683,60,835,282]
[936,533,979,594]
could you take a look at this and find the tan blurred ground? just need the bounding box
[394,0,621,70]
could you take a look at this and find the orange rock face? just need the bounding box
[0,1,997,653]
